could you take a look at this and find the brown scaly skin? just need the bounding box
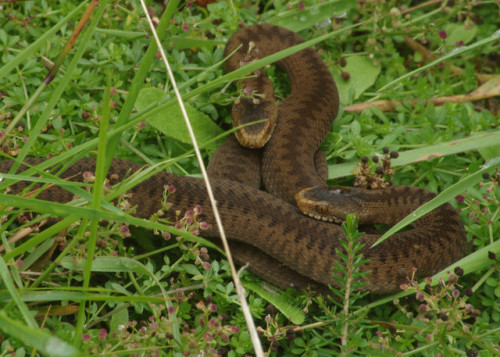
[0,157,466,294]
[221,24,466,292]
[0,25,467,294]
[224,24,339,205]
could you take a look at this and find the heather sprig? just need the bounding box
[370,267,500,356]
[80,299,241,356]
[329,214,371,354]
[455,169,499,245]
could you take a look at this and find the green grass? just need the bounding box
[0,0,499,356]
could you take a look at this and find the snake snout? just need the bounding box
[232,97,278,148]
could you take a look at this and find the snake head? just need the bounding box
[232,93,278,149]
[295,186,343,223]
[295,186,366,223]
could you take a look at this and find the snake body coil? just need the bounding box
[0,25,467,294]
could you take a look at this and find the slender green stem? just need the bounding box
[3,83,47,140]
[29,224,86,288]
[75,71,113,345]
[105,0,181,169]
[0,255,38,329]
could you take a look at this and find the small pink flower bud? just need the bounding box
[98,328,108,340]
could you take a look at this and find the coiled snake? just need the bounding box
[0,25,466,294]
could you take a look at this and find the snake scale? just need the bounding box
[0,25,467,294]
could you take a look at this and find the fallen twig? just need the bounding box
[345,76,500,113]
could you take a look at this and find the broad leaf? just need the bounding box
[136,87,221,149]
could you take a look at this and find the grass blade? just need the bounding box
[328,130,500,179]
[0,312,79,357]
[0,255,37,328]
[372,156,500,247]
[243,281,305,325]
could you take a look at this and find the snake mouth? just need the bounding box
[304,211,342,223]
[235,121,272,148]
[232,97,278,148]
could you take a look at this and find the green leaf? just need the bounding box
[267,0,355,32]
[110,283,132,296]
[444,23,477,47]
[20,237,56,271]
[0,29,7,45]
[60,256,152,276]
[331,55,381,105]
[0,256,38,329]
[0,291,166,304]
[477,142,500,161]
[0,312,79,356]
[373,156,500,247]
[136,87,221,149]
[243,282,305,325]
[181,264,201,276]
[110,306,129,334]
[328,130,500,179]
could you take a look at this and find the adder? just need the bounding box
[0,24,467,294]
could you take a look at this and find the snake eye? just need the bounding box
[316,205,328,214]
